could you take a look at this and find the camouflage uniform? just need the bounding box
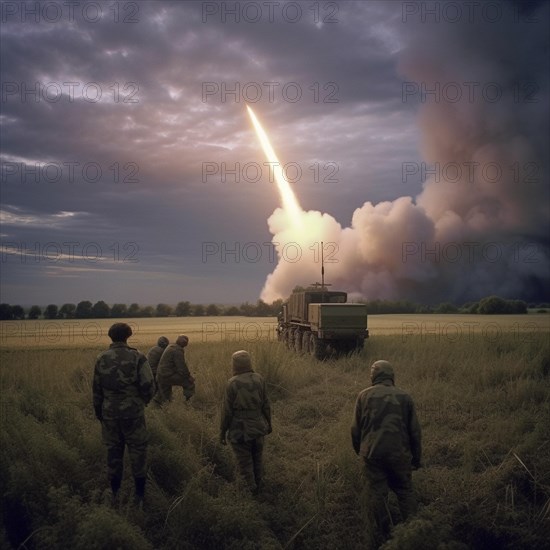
[147,336,169,382]
[351,360,422,536]
[93,338,154,500]
[154,340,195,404]
[220,350,272,493]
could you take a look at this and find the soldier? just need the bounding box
[220,350,272,494]
[351,360,422,539]
[154,334,195,405]
[147,336,169,383]
[93,322,155,507]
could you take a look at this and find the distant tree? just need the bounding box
[477,296,506,314]
[128,303,141,317]
[435,302,458,314]
[0,304,13,320]
[156,303,172,317]
[44,304,59,319]
[460,301,476,313]
[206,304,220,316]
[363,299,420,315]
[476,296,527,315]
[111,303,128,318]
[11,305,25,320]
[239,302,256,316]
[92,300,111,318]
[141,306,154,317]
[75,301,93,319]
[192,304,205,316]
[254,300,271,317]
[28,305,42,319]
[175,301,191,316]
[506,300,527,314]
[224,306,241,316]
[59,303,76,319]
[395,300,418,314]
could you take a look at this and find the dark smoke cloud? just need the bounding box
[262,1,549,304]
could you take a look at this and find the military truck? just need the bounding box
[277,286,369,359]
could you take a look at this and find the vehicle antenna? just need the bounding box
[321,241,325,288]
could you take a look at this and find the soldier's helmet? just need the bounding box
[108,322,133,342]
[232,350,253,375]
[370,360,394,384]
[176,334,189,347]
[157,336,169,348]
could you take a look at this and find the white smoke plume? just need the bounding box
[261,1,549,305]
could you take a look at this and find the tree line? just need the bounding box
[0,299,284,321]
[359,296,540,315]
[0,295,546,321]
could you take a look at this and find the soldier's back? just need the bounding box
[157,344,182,378]
[358,383,415,459]
[147,345,164,374]
[228,372,265,410]
[95,343,149,419]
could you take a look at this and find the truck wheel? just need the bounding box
[310,333,325,360]
[302,331,311,354]
[355,337,365,351]
[294,330,302,353]
[284,328,292,349]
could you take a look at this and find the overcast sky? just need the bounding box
[1,0,548,306]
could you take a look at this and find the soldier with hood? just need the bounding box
[155,334,195,404]
[220,350,272,494]
[351,360,422,537]
[93,322,155,507]
[147,336,169,382]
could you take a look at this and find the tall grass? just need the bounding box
[0,332,549,549]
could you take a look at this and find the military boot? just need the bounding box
[110,474,122,507]
[134,476,146,509]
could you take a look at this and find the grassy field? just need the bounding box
[0,316,549,549]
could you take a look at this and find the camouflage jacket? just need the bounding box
[220,371,272,443]
[351,380,422,465]
[156,344,193,386]
[93,342,154,420]
[146,345,164,377]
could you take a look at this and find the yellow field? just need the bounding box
[0,313,548,349]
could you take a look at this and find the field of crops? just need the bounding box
[1,313,548,348]
[1,315,549,548]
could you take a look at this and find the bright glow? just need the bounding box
[246,105,303,229]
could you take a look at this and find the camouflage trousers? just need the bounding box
[230,437,264,492]
[101,416,148,480]
[154,375,195,405]
[363,454,417,536]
